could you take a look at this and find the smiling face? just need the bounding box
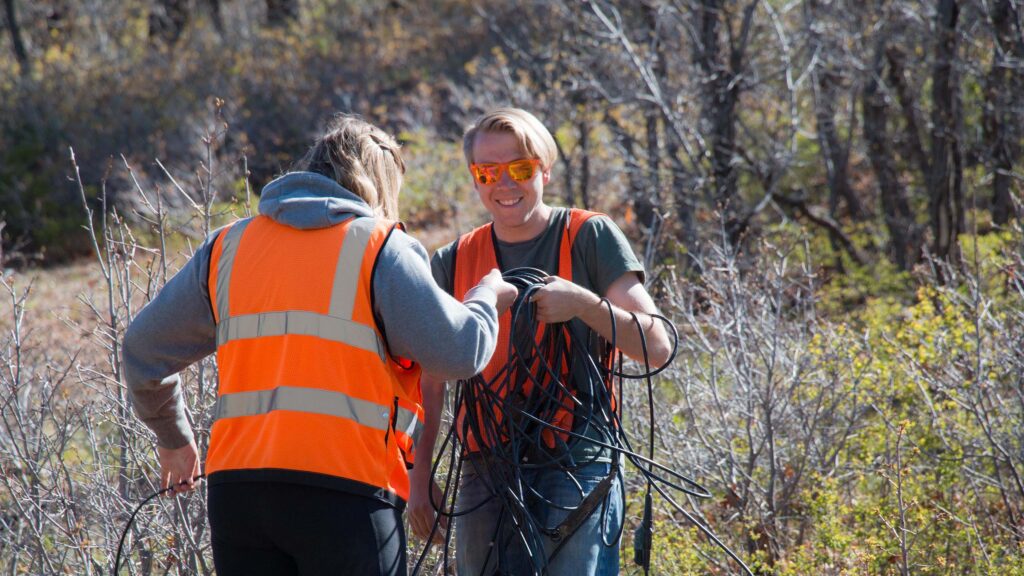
[471,130,552,243]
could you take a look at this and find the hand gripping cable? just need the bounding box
[113,474,205,576]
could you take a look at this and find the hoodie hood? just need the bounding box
[258,172,375,230]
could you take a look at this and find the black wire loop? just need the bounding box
[114,474,204,576]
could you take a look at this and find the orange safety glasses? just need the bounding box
[469,158,542,185]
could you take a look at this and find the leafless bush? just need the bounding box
[622,236,865,571]
[0,127,240,573]
[612,224,1024,574]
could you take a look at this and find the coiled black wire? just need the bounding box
[113,475,204,576]
[412,268,752,576]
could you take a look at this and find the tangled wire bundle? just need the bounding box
[413,268,752,576]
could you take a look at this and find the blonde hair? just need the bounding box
[462,107,558,170]
[296,114,405,220]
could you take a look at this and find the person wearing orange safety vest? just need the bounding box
[408,108,673,575]
[123,115,516,576]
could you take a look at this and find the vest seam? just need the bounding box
[370,221,399,362]
[204,227,229,324]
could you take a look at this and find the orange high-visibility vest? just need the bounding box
[206,215,423,504]
[451,208,616,453]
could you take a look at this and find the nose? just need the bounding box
[496,168,517,188]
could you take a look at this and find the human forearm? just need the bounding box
[124,368,193,448]
[576,297,672,367]
[408,373,448,541]
[532,273,674,367]
[411,373,445,483]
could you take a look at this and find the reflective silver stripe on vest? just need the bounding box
[329,217,377,320]
[213,217,385,361]
[214,219,252,323]
[216,310,384,359]
[213,385,392,430]
[394,407,424,446]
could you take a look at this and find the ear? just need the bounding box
[542,168,551,186]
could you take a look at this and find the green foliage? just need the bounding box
[0,117,91,263]
[0,1,486,264]
[801,230,1023,573]
[397,130,477,228]
[654,222,1024,575]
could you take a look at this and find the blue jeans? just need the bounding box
[454,460,623,575]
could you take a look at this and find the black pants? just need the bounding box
[208,482,407,576]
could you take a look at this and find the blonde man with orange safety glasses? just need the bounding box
[409,108,673,575]
[123,114,516,576]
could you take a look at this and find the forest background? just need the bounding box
[0,0,1021,574]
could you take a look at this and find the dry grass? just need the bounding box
[0,261,102,367]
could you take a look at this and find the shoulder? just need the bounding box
[378,227,429,267]
[433,237,458,261]
[208,219,244,247]
[573,212,629,250]
[203,219,250,276]
[570,211,645,292]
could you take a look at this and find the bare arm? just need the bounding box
[408,372,448,542]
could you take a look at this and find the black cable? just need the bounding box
[113,475,204,576]
[412,268,753,576]
[629,311,654,575]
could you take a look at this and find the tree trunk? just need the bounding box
[699,0,740,207]
[266,0,299,26]
[638,6,695,270]
[887,47,931,179]
[814,66,863,220]
[864,39,919,270]
[3,0,29,75]
[577,118,590,210]
[149,0,191,45]
[557,137,576,207]
[635,3,661,235]
[204,0,224,36]
[804,0,864,224]
[695,0,757,248]
[604,111,648,229]
[985,0,1022,224]
[670,129,700,273]
[928,0,964,266]
[642,109,660,231]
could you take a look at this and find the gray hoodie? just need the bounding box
[122,172,499,449]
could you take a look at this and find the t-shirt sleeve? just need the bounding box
[574,215,645,297]
[430,241,456,295]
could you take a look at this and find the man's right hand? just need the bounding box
[478,268,518,315]
[408,475,448,543]
[157,439,201,496]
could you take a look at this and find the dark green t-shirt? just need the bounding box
[430,207,644,464]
